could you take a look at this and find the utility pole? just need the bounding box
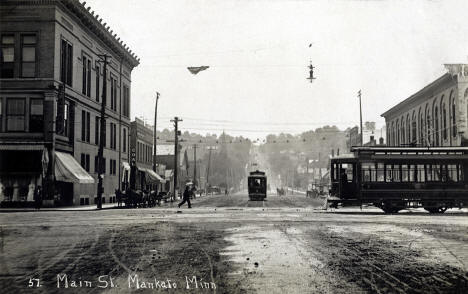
[171,117,182,198]
[358,90,363,146]
[193,144,198,186]
[97,54,111,210]
[153,92,160,172]
[206,146,213,195]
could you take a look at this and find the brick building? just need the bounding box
[129,118,164,193]
[382,65,468,147]
[0,0,139,206]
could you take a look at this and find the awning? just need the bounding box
[145,168,166,184]
[55,151,95,184]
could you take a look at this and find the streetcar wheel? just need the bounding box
[424,206,448,214]
[381,202,404,214]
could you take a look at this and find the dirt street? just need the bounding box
[0,192,467,293]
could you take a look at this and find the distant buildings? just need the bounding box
[347,122,386,149]
[129,118,164,192]
[382,64,468,147]
[0,0,139,206]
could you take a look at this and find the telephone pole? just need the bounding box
[153,92,160,172]
[171,117,182,198]
[206,146,213,195]
[193,144,198,186]
[96,54,111,210]
[358,90,363,146]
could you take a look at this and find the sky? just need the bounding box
[85,0,468,140]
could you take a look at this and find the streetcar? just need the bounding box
[329,146,468,213]
[248,170,267,201]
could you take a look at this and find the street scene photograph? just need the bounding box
[1,0,468,293]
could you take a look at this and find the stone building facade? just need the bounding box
[382,65,468,147]
[0,0,139,206]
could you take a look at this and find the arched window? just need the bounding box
[401,116,405,144]
[391,121,395,146]
[396,119,400,146]
[434,106,439,146]
[406,114,411,143]
[440,96,447,141]
[425,104,431,146]
[418,107,423,144]
[412,111,416,143]
[451,92,457,136]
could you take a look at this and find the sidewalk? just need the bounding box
[0,202,119,212]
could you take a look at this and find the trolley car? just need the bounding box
[329,146,468,213]
[248,170,267,201]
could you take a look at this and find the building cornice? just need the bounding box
[381,73,456,118]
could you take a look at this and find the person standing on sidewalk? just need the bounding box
[34,185,42,210]
[178,185,192,208]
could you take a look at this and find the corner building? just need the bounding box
[0,0,139,206]
[382,65,468,147]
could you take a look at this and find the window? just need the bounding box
[95,64,100,102]
[81,110,90,142]
[123,128,127,153]
[110,159,116,175]
[63,103,69,137]
[123,85,130,117]
[110,122,117,149]
[442,100,447,140]
[95,116,100,145]
[29,99,43,132]
[82,55,91,97]
[110,76,117,111]
[0,99,2,131]
[21,35,36,77]
[1,35,15,78]
[60,39,73,86]
[80,153,90,172]
[451,93,457,136]
[6,98,25,131]
[434,106,439,146]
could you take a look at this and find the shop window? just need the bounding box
[6,98,25,131]
[21,35,36,77]
[1,34,15,78]
[29,99,43,132]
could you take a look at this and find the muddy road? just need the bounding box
[0,193,467,293]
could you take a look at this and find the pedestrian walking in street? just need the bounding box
[34,185,42,210]
[178,185,192,208]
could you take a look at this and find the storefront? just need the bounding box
[0,147,43,206]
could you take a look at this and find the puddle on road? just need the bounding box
[222,225,338,293]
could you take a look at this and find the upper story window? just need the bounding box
[6,98,25,132]
[110,76,117,111]
[21,35,36,77]
[122,85,130,117]
[1,35,15,78]
[60,39,73,86]
[81,110,90,143]
[29,99,43,132]
[95,64,100,102]
[82,54,91,97]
